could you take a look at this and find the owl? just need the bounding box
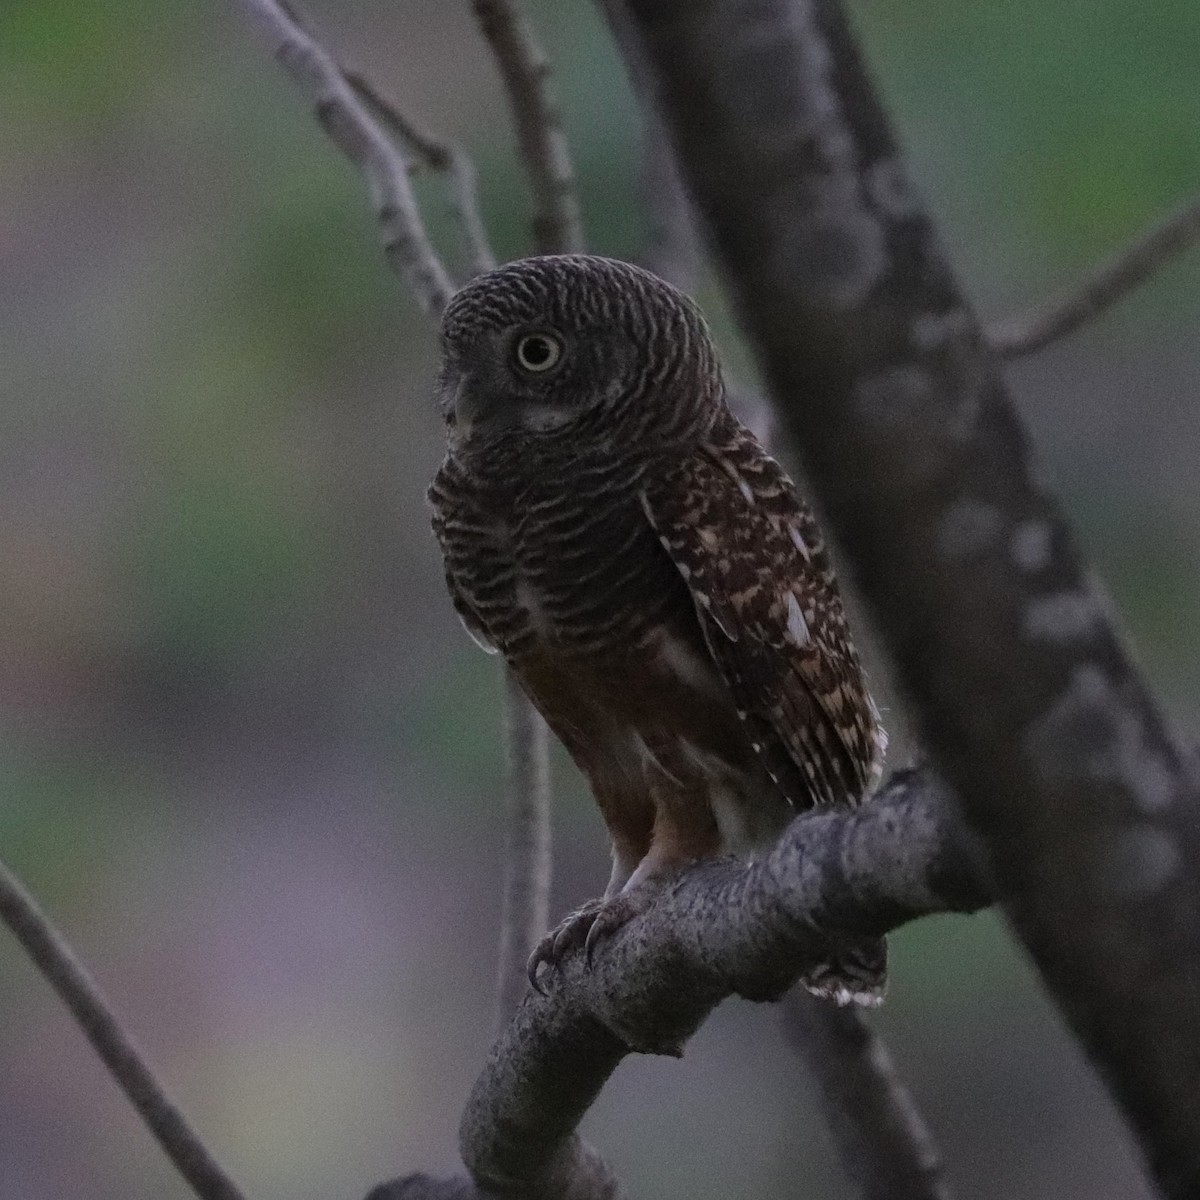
[428,255,888,1004]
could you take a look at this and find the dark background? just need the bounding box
[1,2,1197,1197]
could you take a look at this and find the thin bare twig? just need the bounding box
[990,192,1200,357]
[494,672,553,1029]
[233,0,455,314]
[472,0,585,255]
[345,72,497,277]
[469,0,579,1024]
[0,859,247,1200]
[782,992,953,1200]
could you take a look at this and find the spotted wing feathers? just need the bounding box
[641,422,885,810]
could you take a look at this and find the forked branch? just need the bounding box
[233,0,456,312]
[344,71,496,277]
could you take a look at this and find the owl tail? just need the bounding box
[802,935,888,1007]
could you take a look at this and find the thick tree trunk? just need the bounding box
[616,1,1200,1194]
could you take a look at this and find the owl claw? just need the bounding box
[525,893,652,988]
[583,894,645,965]
[526,898,606,992]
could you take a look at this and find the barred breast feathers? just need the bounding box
[430,446,685,658]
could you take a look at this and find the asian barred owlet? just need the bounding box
[429,255,888,1004]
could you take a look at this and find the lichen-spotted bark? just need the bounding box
[621,0,1200,1194]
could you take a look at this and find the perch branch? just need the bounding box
[616,0,1200,1195]
[232,0,455,313]
[471,0,586,254]
[989,192,1200,357]
[369,768,989,1199]
[782,991,953,1200]
[0,859,247,1200]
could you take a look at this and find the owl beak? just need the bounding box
[452,376,517,437]
[452,378,486,431]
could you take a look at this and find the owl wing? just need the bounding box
[640,425,884,810]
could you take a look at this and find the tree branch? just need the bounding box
[782,991,953,1200]
[232,0,455,313]
[0,859,248,1200]
[989,191,1200,357]
[601,0,701,293]
[600,12,954,1196]
[344,71,497,278]
[233,0,551,1032]
[370,768,989,1199]
[616,1,1200,1195]
[471,0,586,255]
[494,671,554,1028]
[467,0,584,1024]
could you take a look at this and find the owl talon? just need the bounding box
[527,957,547,995]
[526,899,606,989]
[583,893,647,966]
[525,892,658,986]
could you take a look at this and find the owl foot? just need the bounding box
[802,935,889,1007]
[527,891,653,993]
[526,898,603,992]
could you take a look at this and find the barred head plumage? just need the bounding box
[438,255,724,456]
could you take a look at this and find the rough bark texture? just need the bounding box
[372,769,987,1198]
[617,1,1200,1195]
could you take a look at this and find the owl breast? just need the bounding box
[430,451,684,659]
[429,445,793,869]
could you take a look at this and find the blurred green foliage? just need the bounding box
[863,0,1200,277]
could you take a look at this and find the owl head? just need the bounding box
[437,255,724,457]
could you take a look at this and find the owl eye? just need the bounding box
[513,332,563,374]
